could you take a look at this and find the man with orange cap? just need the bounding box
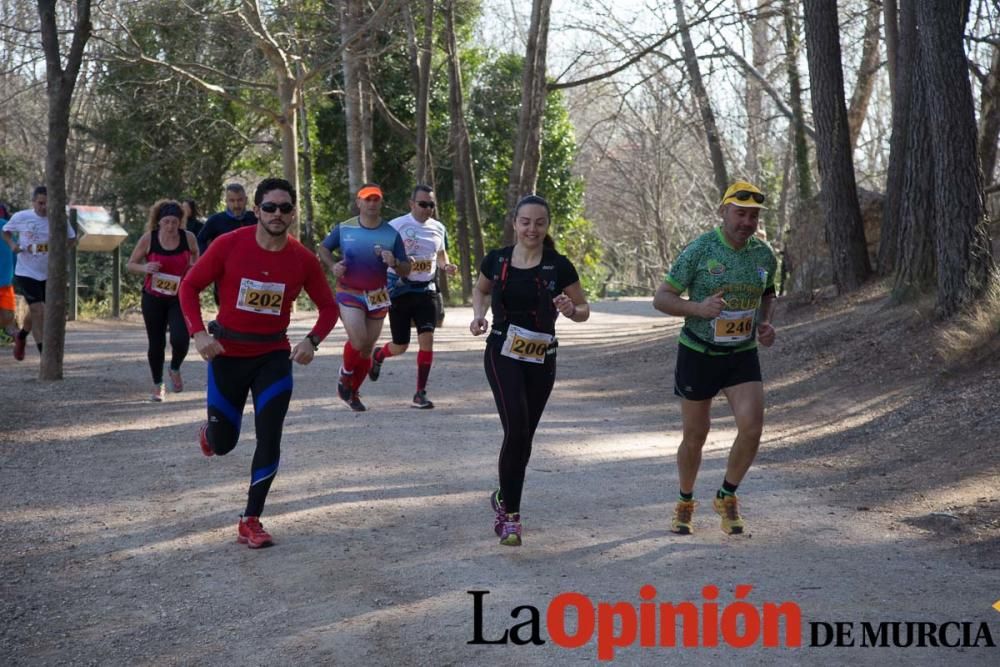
[318,184,411,411]
[653,180,778,537]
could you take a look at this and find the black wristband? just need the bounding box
[306,334,320,350]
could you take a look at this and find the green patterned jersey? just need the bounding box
[665,227,777,354]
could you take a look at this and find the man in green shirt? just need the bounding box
[653,180,778,536]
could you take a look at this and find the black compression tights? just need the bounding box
[141,291,190,384]
[205,351,293,518]
[484,341,556,514]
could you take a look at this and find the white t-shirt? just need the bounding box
[4,209,76,281]
[387,213,447,283]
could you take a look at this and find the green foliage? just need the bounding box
[77,289,142,320]
[467,51,602,294]
[0,149,32,204]
[87,1,270,215]
[306,11,601,296]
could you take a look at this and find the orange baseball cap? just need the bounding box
[357,185,383,200]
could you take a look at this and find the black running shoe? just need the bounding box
[368,354,383,381]
[348,391,367,412]
[411,390,434,409]
[337,380,352,404]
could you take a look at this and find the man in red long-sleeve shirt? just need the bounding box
[180,177,338,548]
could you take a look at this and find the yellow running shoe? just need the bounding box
[713,495,745,535]
[671,500,696,535]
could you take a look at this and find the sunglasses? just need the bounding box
[260,202,295,214]
[415,201,436,209]
[731,190,765,204]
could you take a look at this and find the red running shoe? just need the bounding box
[237,516,273,548]
[12,333,26,361]
[198,422,214,457]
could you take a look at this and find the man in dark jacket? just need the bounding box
[197,183,257,254]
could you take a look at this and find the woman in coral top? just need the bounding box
[126,199,199,401]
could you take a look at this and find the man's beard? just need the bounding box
[261,220,290,237]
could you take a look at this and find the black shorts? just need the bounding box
[388,291,437,345]
[16,276,46,305]
[673,343,762,401]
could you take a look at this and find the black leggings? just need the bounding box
[141,291,189,384]
[205,351,293,518]
[484,341,556,514]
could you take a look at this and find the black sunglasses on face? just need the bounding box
[260,202,295,214]
[415,201,436,209]
[732,190,765,204]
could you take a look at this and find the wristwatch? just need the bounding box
[306,334,321,350]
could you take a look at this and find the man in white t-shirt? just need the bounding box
[367,185,457,409]
[1,186,77,360]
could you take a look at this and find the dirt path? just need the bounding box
[1,299,997,665]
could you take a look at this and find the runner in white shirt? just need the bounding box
[367,185,457,409]
[1,186,76,360]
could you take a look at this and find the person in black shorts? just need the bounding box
[368,185,457,408]
[653,180,778,536]
[2,186,77,360]
[470,194,590,546]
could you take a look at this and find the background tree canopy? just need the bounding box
[1,0,997,314]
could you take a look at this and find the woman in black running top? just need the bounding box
[126,200,199,402]
[470,195,590,546]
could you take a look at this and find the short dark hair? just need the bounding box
[225,183,246,195]
[32,185,47,200]
[184,198,200,219]
[411,184,434,199]
[254,177,297,206]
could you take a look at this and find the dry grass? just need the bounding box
[936,275,1000,366]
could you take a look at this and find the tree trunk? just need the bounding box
[276,76,299,205]
[879,0,911,275]
[676,0,728,197]
[360,46,374,184]
[407,0,434,185]
[38,0,91,380]
[847,0,881,150]
[883,0,899,100]
[744,0,772,182]
[784,0,812,202]
[894,46,936,299]
[299,73,316,249]
[502,0,552,244]
[916,0,995,316]
[444,0,484,300]
[976,43,1000,185]
[803,0,872,292]
[341,0,367,194]
[37,0,91,381]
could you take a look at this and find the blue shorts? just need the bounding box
[336,290,389,320]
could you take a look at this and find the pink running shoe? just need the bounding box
[168,368,183,393]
